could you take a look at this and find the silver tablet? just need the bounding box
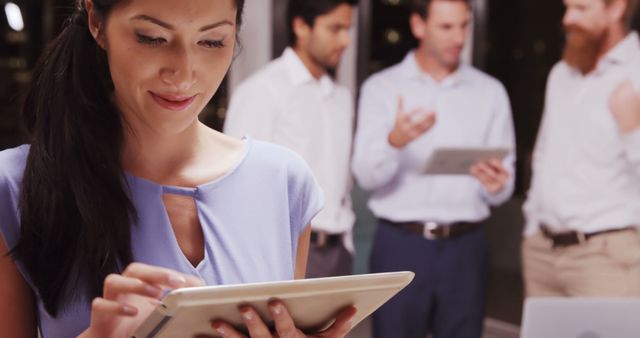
[424,147,510,175]
[132,271,415,338]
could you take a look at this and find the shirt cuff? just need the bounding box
[622,127,640,164]
[381,137,403,159]
[481,181,513,206]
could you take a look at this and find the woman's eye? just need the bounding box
[199,40,226,49]
[135,33,166,46]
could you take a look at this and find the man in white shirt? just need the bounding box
[224,0,357,278]
[351,0,515,337]
[523,0,640,297]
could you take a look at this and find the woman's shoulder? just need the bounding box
[0,145,29,188]
[245,139,312,176]
[243,139,324,230]
[206,131,312,181]
[244,139,322,200]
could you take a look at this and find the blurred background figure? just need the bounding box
[522,0,640,297]
[224,0,359,278]
[351,0,515,337]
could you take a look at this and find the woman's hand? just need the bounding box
[211,301,357,338]
[77,262,204,338]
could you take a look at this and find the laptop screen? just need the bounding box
[521,298,640,338]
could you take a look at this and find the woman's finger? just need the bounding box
[239,306,272,338]
[90,297,138,322]
[269,301,300,338]
[211,321,248,338]
[102,273,163,301]
[122,262,204,289]
[317,306,357,338]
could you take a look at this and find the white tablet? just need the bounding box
[132,271,415,338]
[424,147,510,175]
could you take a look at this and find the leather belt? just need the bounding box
[380,219,482,240]
[310,231,342,248]
[540,224,636,248]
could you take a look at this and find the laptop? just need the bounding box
[521,298,640,338]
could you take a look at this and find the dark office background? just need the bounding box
[6,0,634,192]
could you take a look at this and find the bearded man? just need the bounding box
[523,0,640,297]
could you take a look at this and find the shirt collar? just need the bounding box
[600,31,640,67]
[399,50,466,88]
[282,47,335,95]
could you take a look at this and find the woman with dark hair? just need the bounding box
[0,0,355,337]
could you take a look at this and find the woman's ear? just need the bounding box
[85,0,105,48]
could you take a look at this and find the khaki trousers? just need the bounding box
[522,229,640,297]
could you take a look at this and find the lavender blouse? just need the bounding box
[0,138,323,338]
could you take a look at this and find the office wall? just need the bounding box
[229,0,274,93]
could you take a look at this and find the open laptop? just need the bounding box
[521,298,640,338]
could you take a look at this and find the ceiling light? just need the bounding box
[5,3,25,32]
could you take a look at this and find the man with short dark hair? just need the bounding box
[352,0,516,337]
[523,0,640,297]
[224,0,358,278]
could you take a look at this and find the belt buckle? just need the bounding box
[423,221,439,240]
[316,232,328,247]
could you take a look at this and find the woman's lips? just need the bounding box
[149,92,196,111]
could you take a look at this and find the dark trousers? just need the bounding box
[305,239,353,278]
[370,220,488,338]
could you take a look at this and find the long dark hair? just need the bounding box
[14,0,245,317]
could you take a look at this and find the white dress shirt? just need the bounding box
[523,32,640,236]
[224,47,356,238]
[352,52,516,224]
